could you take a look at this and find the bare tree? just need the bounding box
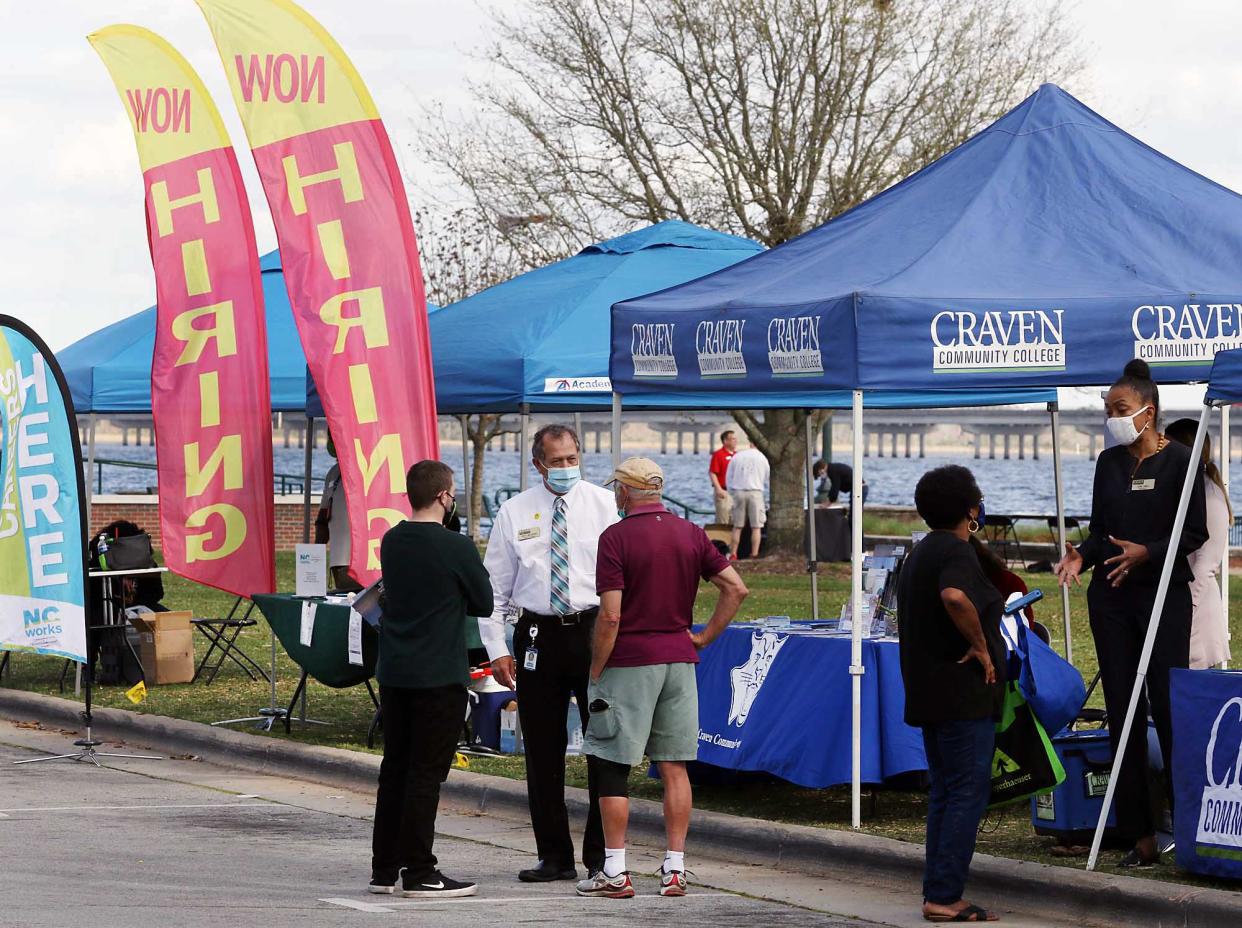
[414,206,540,540]
[426,0,1082,549]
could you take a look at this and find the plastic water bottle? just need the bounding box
[566,698,583,755]
[97,535,109,569]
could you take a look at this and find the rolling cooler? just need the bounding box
[1032,726,1117,842]
[1031,669,1117,844]
[1031,672,1165,846]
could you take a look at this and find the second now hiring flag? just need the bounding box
[89,26,277,599]
[196,0,441,586]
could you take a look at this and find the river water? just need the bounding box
[89,442,1229,520]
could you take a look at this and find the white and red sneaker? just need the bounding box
[576,870,635,898]
[658,867,689,897]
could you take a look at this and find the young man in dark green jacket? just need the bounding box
[370,460,493,898]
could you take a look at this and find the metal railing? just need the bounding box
[483,485,712,522]
[89,457,323,496]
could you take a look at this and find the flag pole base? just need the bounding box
[212,706,289,731]
[12,722,162,766]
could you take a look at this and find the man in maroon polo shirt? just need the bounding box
[575,457,748,900]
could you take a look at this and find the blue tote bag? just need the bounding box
[1001,619,1086,734]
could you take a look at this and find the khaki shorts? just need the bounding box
[582,662,699,767]
[714,494,733,525]
[731,489,766,528]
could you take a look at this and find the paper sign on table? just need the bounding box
[347,609,364,666]
[300,600,317,647]
[295,544,328,598]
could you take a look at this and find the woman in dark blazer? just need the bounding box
[1055,358,1207,868]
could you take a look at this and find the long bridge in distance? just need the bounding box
[78,406,1236,463]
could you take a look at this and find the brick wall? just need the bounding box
[90,495,313,551]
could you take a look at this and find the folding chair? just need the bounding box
[983,514,1026,567]
[192,598,271,685]
[1046,516,1086,546]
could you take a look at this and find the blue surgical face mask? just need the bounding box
[544,465,581,495]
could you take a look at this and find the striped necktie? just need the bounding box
[550,496,571,616]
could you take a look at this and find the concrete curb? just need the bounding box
[2,687,1239,926]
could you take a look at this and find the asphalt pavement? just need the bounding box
[0,719,1144,928]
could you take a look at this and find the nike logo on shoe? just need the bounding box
[419,881,444,889]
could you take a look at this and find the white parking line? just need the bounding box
[0,802,284,813]
[320,893,731,913]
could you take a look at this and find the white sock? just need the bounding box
[664,850,685,874]
[603,848,626,878]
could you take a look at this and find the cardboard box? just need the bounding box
[127,611,195,684]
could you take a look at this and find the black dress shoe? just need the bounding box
[518,860,577,882]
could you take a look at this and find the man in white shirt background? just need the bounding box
[314,432,359,591]
[481,424,616,882]
[726,443,770,560]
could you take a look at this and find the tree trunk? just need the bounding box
[470,428,488,542]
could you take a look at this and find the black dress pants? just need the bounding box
[371,684,466,882]
[1087,580,1191,842]
[514,612,605,872]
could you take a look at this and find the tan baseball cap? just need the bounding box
[605,456,665,491]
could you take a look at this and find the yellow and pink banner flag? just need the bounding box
[89,26,276,598]
[195,0,439,585]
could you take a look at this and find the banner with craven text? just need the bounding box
[195,0,440,584]
[0,318,88,664]
[89,26,276,598]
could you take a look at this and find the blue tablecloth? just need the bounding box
[1172,668,1242,879]
[694,624,926,788]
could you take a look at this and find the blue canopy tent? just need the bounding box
[307,220,765,496]
[60,250,313,414]
[610,83,1242,829]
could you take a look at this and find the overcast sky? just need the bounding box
[4,0,1241,406]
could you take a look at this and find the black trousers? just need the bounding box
[514,612,605,872]
[371,684,466,882]
[1087,580,1191,842]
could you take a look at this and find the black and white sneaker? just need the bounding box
[368,870,400,894]
[402,871,478,898]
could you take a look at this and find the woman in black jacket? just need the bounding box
[1055,359,1207,868]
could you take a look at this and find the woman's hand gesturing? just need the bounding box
[1054,542,1083,587]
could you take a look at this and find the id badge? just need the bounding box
[1131,478,1155,491]
[523,648,539,671]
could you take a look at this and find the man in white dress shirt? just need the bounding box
[482,424,616,882]
[726,444,770,559]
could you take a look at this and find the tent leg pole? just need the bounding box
[85,414,97,509]
[519,404,530,492]
[851,391,864,831]
[302,417,315,544]
[1221,405,1230,669]
[574,412,584,477]
[611,393,623,470]
[804,411,819,621]
[1086,403,1211,871]
[1050,402,1073,663]
[459,415,472,539]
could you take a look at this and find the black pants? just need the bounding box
[371,684,466,882]
[1087,580,1191,842]
[514,612,604,872]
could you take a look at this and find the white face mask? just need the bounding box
[1105,405,1150,447]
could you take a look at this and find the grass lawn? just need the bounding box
[3,550,1239,890]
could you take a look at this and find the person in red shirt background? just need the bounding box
[708,429,738,525]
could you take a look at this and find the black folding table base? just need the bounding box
[280,671,381,735]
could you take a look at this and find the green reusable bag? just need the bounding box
[988,682,1066,808]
